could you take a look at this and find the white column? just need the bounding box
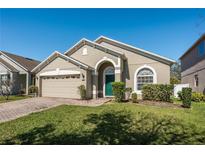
[26,73,30,95]
[92,72,98,99]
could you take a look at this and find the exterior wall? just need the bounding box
[11,72,21,94]
[0,63,9,74]
[181,59,205,94]
[68,44,119,68]
[18,74,27,93]
[35,57,89,98]
[181,39,205,72]
[99,42,171,92]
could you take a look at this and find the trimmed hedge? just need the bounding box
[112,82,125,102]
[181,88,192,108]
[191,92,204,102]
[142,84,174,103]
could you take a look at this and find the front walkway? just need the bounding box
[0,97,110,123]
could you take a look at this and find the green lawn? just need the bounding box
[0,102,204,145]
[0,95,30,103]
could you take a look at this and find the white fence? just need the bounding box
[174,84,190,98]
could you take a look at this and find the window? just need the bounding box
[137,68,154,90]
[105,67,114,75]
[1,74,10,82]
[194,75,199,87]
[198,41,205,56]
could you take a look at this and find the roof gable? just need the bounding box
[64,38,125,58]
[32,51,92,73]
[0,51,40,71]
[95,36,175,65]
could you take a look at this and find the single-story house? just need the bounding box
[32,36,175,99]
[0,51,40,94]
[180,33,205,94]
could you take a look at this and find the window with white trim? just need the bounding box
[1,74,10,82]
[136,68,154,90]
[105,67,114,75]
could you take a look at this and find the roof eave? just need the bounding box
[179,33,205,60]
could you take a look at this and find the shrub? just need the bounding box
[19,89,25,95]
[28,85,38,94]
[181,88,192,108]
[142,84,156,100]
[203,95,205,102]
[142,84,174,103]
[131,93,138,103]
[78,85,87,100]
[191,92,204,102]
[112,82,125,102]
[177,91,182,100]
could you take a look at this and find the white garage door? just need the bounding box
[41,76,82,99]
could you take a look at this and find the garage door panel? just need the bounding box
[41,77,83,99]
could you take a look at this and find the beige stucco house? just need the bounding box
[0,51,40,94]
[32,36,175,99]
[180,34,205,94]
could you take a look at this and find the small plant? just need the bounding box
[191,92,204,102]
[131,92,138,103]
[112,82,125,102]
[181,88,192,108]
[78,85,87,100]
[28,85,38,95]
[125,87,132,101]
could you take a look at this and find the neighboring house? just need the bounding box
[0,51,40,94]
[180,34,205,94]
[32,36,175,99]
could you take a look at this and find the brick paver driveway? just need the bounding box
[0,97,110,123]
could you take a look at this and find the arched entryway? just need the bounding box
[97,61,115,98]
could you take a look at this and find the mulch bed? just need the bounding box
[136,100,183,109]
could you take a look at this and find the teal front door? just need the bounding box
[105,74,115,96]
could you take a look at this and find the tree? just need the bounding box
[0,79,15,100]
[170,61,181,84]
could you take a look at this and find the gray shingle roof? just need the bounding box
[1,51,41,71]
